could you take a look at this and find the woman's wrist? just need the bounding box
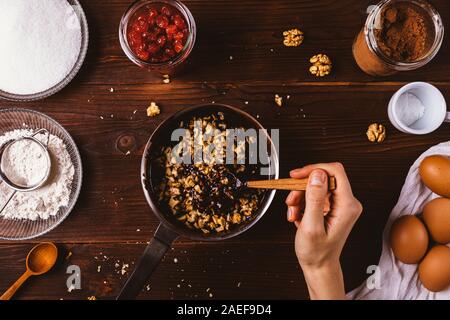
[301,261,346,300]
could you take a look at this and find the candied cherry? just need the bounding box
[149,8,158,18]
[161,6,171,16]
[156,15,169,28]
[147,43,160,54]
[136,50,150,61]
[165,48,176,57]
[166,24,177,35]
[146,32,157,42]
[174,31,184,40]
[157,35,167,47]
[174,42,184,53]
[129,31,142,44]
[137,43,148,52]
[147,16,156,25]
[134,19,148,33]
[152,27,164,35]
[173,15,185,29]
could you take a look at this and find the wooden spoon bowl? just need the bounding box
[0,242,58,300]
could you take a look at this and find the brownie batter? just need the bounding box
[375,2,432,62]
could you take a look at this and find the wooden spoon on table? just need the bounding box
[0,242,58,300]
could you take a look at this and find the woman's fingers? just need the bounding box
[285,190,304,206]
[290,162,354,197]
[285,185,331,223]
[302,170,328,235]
[291,164,363,238]
[286,190,305,222]
[287,206,302,222]
[324,193,331,213]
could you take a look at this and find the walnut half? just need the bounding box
[366,123,386,143]
[309,54,332,77]
[283,28,304,47]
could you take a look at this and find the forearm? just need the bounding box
[302,262,346,300]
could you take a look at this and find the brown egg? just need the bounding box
[390,215,429,264]
[419,155,450,198]
[423,198,450,244]
[419,245,450,292]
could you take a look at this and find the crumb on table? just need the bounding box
[147,102,161,117]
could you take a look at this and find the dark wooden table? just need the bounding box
[1,0,449,300]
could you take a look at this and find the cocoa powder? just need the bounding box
[375,3,432,62]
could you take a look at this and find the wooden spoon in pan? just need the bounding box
[244,176,336,191]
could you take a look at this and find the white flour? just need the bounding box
[1,139,48,187]
[0,129,74,220]
[0,0,82,95]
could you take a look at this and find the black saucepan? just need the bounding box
[117,104,279,299]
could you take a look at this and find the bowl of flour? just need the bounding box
[0,109,82,240]
[0,0,89,101]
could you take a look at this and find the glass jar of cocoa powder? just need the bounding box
[353,0,444,76]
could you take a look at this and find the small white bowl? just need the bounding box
[388,82,449,135]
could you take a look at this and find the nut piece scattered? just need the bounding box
[283,28,304,47]
[366,123,386,143]
[274,94,283,107]
[147,102,160,117]
[309,54,332,77]
[162,74,170,84]
[87,296,97,300]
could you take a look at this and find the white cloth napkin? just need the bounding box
[347,141,450,300]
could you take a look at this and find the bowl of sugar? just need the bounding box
[0,0,89,101]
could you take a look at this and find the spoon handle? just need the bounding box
[247,177,336,191]
[0,270,31,300]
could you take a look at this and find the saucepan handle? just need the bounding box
[116,223,179,300]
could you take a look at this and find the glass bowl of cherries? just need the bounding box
[119,0,196,75]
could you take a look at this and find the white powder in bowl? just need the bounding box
[0,0,82,95]
[396,92,426,127]
[0,129,75,221]
[1,139,49,187]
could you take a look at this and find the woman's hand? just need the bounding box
[285,163,362,300]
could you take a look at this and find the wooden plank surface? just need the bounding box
[1,0,449,300]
